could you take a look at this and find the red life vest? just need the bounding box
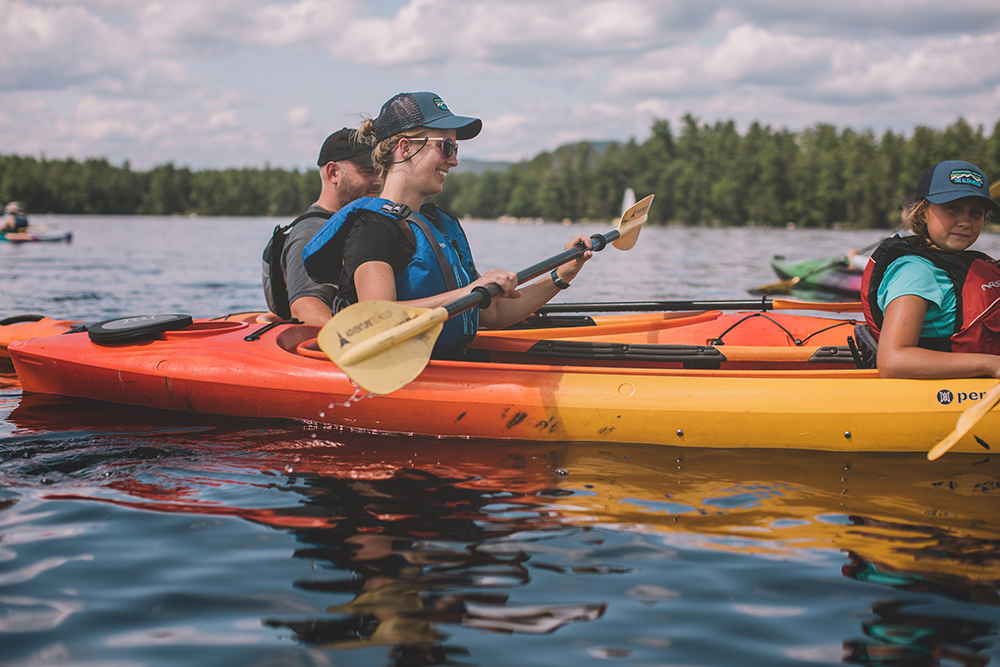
[861,235,1000,354]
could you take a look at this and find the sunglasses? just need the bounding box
[420,137,459,160]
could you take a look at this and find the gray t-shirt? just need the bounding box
[262,205,335,315]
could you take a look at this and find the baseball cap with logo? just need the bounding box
[915,160,999,215]
[373,92,482,144]
[317,128,374,167]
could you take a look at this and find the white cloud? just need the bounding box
[706,25,842,84]
[0,0,135,89]
[822,32,1000,98]
[137,0,254,53]
[285,106,311,126]
[249,0,359,46]
[0,0,997,169]
[208,109,240,129]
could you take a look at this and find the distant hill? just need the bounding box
[452,158,513,175]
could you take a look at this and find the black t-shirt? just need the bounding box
[339,210,417,304]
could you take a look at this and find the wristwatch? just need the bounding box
[550,269,570,289]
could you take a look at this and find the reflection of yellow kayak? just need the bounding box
[543,444,1000,588]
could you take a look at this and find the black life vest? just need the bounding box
[262,209,332,320]
[861,234,1000,354]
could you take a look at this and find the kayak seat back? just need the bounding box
[850,324,878,369]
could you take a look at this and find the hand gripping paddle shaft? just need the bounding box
[319,195,654,394]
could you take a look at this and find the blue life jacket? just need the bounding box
[303,197,480,351]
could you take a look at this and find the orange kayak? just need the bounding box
[0,315,81,362]
[0,312,269,362]
[9,312,999,453]
[478,309,858,369]
[3,307,855,365]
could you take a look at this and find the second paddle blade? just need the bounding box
[318,300,443,395]
[748,277,799,296]
[613,194,654,251]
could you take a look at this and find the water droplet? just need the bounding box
[555,468,568,476]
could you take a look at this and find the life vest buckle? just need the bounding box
[380,202,411,218]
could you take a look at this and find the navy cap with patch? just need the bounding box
[915,160,999,215]
[373,92,482,143]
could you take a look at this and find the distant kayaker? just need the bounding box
[303,91,593,356]
[1,202,29,233]
[861,160,1000,378]
[261,128,382,326]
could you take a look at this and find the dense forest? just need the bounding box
[1,115,997,228]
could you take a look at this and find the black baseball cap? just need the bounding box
[373,92,482,143]
[317,128,373,167]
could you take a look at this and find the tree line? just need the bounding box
[0,157,317,218]
[1,115,997,228]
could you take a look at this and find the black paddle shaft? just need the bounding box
[444,230,619,318]
[537,298,777,314]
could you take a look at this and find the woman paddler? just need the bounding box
[860,160,1000,378]
[303,92,593,357]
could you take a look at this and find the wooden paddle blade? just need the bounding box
[318,300,443,395]
[612,194,654,251]
[748,276,800,295]
[928,382,1000,460]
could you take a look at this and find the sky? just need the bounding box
[2,0,999,172]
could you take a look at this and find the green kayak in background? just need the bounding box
[768,255,864,296]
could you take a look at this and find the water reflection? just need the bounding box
[845,597,995,666]
[260,468,605,656]
[3,394,608,664]
[2,393,998,665]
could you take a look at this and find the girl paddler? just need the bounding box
[861,160,1000,378]
[304,92,593,356]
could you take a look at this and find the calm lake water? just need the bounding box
[1,215,999,666]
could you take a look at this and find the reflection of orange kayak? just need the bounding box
[5,396,604,644]
[9,310,1000,453]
